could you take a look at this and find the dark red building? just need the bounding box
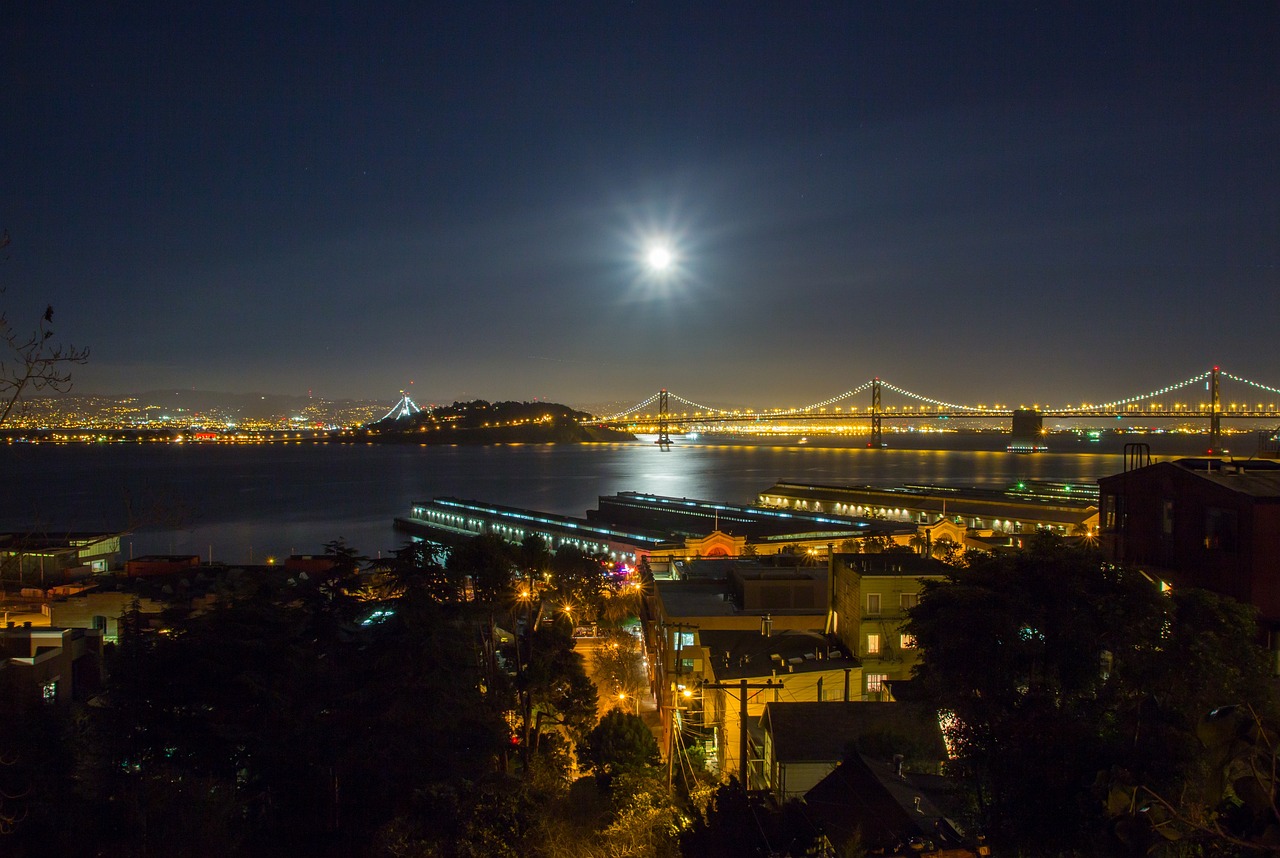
[123,554,201,577]
[1099,457,1280,666]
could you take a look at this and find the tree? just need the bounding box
[548,545,607,621]
[0,676,84,850]
[905,538,1278,854]
[680,779,821,858]
[390,540,465,603]
[861,534,894,554]
[929,535,961,563]
[1101,589,1280,853]
[598,768,683,858]
[908,532,930,555]
[580,708,660,777]
[517,534,552,580]
[449,533,515,604]
[590,628,647,705]
[91,552,514,855]
[1106,703,1280,854]
[0,232,89,427]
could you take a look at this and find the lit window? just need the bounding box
[867,674,888,693]
[867,634,881,655]
[900,634,917,649]
[42,681,57,704]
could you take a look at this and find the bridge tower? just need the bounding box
[870,378,883,448]
[656,388,672,451]
[1209,365,1222,455]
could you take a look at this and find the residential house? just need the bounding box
[691,628,860,782]
[1099,456,1280,664]
[828,553,950,698]
[0,625,104,706]
[804,756,979,857]
[758,701,947,799]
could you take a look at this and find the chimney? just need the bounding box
[843,667,852,701]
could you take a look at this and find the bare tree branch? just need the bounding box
[0,231,90,427]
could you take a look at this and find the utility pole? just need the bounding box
[705,677,784,790]
[661,621,698,774]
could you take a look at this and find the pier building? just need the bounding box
[396,497,667,564]
[758,480,1099,537]
[395,492,916,566]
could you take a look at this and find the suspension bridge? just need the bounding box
[378,391,423,422]
[593,367,1280,453]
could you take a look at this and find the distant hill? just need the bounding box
[359,399,635,444]
[130,390,377,418]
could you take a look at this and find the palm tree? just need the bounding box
[931,536,961,564]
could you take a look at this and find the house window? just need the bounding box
[867,634,881,655]
[900,634,917,649]
[42,680,57,704]
[677,631,695,648]
[867,674,888,693]
[1102,494,1118,530]
[866,593,881,615]
[1161,500,1174,536]
[1204,508,1238,552]
[900,593,918,611]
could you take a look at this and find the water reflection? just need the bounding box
[1,434,1210,564]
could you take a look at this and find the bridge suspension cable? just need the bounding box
[379,392,423,422]
[664,382,881,417]
[600,366,1280,426]
[877,380,982,412]
[1059,370,1212,412]
[598,392,663,421]
[1221,371,1280,399]
[667,392,737,415]
[779,380,876,414]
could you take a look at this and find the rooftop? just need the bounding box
[763,701,947,764]
[1171,457,1280,498]
[698,629,856,680]
[594,491,913,540]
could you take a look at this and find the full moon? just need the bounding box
[646,245,673,271]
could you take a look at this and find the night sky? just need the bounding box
[5,3,1278,409]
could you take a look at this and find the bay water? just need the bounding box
[0,433,1211,564]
